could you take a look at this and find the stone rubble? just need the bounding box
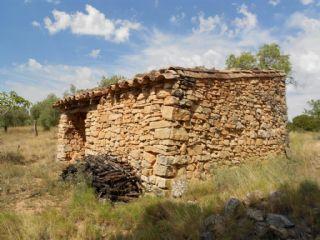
[201,195,316,240]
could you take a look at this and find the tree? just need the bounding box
[69,84,77,95]
[305,99,320,118]
[31,94,60,131]
[99,75,124,88]
[226,52,257,70]
[0,91,30,132]
[63,84,83,97]
[257,43,291,75]
[225,43,293,84]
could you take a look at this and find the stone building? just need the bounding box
[54,66,288,195]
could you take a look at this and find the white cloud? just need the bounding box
[300,0,314,5]
[25,0,60,4]
[283,12,320,117]
[170,12,186,25]
[89,49,101,58]
[117,23,272,76]
[118,5,273,73]
[46,0,61,4]
[192,13,228,34]
[44,4,141,43]
[1,59,107,102]
[27,58,42,69]
[31,21,41,28]
[269,0,281,6]
[44,10,70,34]
[119,30,229,72]
[233,4,257,31]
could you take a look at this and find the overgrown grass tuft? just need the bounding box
[114,200,204,240]
[268,180,320,230]
[0,212,22,240]
[0,150,25,164]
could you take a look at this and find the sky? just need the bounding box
[0,0,320,119]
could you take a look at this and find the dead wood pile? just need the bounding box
[61,154,143,202]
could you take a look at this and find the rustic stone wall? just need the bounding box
[56,68,287,196]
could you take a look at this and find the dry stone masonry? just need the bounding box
[54,67,288,196]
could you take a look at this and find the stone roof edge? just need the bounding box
[53,66,285,108]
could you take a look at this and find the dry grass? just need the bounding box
[0,127,319,239]
[0,127,70,213]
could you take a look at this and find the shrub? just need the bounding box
[99,75,124,87]
[291,114,320,132]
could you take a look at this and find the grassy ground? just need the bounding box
[0,127,319,239]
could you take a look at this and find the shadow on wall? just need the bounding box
[66,111,87,161]
[112,180,320,240]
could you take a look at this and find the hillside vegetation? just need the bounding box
[0,127,319,239]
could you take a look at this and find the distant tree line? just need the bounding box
[0,91,60,134]
[288,100,320,132]
[0,76,125,133]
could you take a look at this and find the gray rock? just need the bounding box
[287,228,313,240]
[203,214,224,228]
[171,179,188,198]
[246,208,264,221]
[254,222,269,237]
[268,190,282,203]
[201,214,225,240]
[224,197,242,216]
[269,224,289,239]
[200,231,214,240]
[266,213,295,228]
[244,190,264,206]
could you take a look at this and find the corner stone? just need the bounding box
[161,106,190,121]
[154,127,188,141]
[154,164,175,177]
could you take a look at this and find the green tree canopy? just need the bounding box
[289,99,320,132]
[225,52,257,70]
[257,43,291,75]
[99,75,125,88]
[304,99,320,118]
[31,94,60,130]
[225,43,293,83]
[63,84,83,97]
[0,91,30,132]
[0,91,30,117]
[290,114,320,132]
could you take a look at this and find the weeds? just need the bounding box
[0,151,25,164]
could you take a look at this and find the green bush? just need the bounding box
[99,75,124,87]
[31,94,59,130]
[291,114,320,132]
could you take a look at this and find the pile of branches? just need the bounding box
[61,154,143,202]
